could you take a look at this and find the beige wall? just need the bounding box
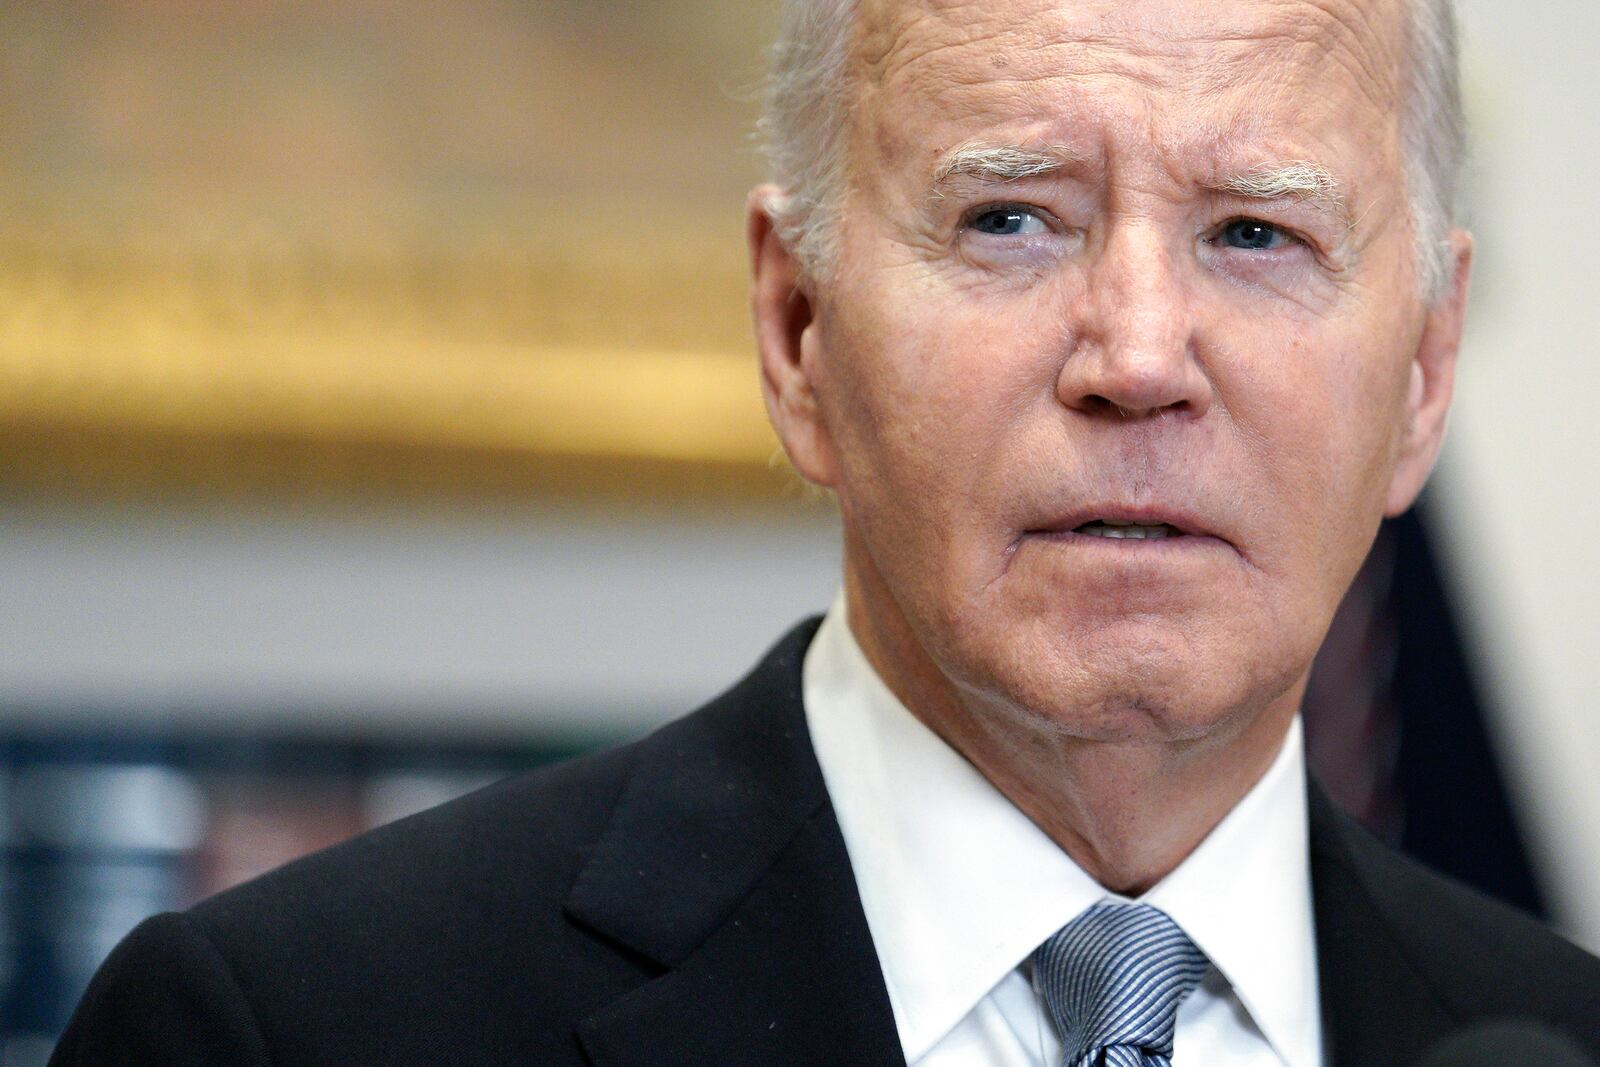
[1435,0,1600,948]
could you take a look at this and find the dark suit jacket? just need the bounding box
[50,620,1600,1066]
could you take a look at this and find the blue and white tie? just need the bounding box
[1033,901,1209,1067]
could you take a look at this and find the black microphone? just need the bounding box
[1414,1019,1598,1066]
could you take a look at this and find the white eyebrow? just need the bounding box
[930,146,1353,226]
[1215,160,1348,219]
[931,140,1085,189]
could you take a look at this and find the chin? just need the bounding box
[947,614,1305,747]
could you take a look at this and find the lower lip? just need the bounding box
[1019,529,1236,555]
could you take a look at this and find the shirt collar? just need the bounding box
[1143,714,1322,1067]
[802,594,1321,1067]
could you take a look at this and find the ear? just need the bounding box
[747,185,840,488]
[1383,230,1474,516]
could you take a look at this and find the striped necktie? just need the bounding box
[1033,901,1209,1067]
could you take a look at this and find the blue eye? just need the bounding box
[969,207,1048,236]
[1219,218,1292,251]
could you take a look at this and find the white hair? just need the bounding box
[1402,0,1467,302]
[754,0,859,276]
[757,0,1466,303]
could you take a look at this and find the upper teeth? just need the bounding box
[1078,521,1178,540]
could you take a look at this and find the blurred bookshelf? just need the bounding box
[0,728,595,1063]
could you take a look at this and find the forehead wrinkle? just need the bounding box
[854,0,1405,107]
[854,0,987,91]
[1299,0,1405,88]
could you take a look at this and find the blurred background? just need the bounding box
[1,1,1597,1061]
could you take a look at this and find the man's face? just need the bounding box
[758,0,1468,742]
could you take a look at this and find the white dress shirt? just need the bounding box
[802,596,1324,1067]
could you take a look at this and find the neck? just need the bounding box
[843,559,1301,895]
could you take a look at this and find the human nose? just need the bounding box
[1055,223,1213,420]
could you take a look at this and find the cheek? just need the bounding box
[1229,328,1411,568]
[818,274,1043,517]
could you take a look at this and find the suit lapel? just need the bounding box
[564,620,905,1066]
[1308,783,1458,1067]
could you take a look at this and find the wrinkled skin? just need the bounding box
[750,0,1472,889]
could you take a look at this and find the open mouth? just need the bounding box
[1072,519,1184,541]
